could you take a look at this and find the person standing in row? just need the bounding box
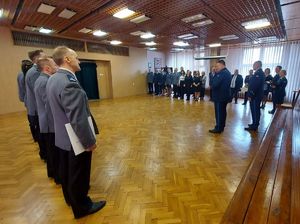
[209,60,231,134]
[25,50,46,159]
[193,71,201,101]
[260,68,273,109]
[245,61,265,131]
[179,70,186,100]
[185,70,193,101]
[172,68,180,98]
[34,56,60,183]
[200,71,207,100]
[242,69,253,105]
[269,65,282,114]
[230,69,243,104]
[272,70,288,112]
[209,66,216,101]
[146,69,154,94]
[47,46,106,219]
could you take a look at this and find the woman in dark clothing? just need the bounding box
[200,71,207,100]
[185,70,193,101]
[261,68,273,109]
[193,71,201,101]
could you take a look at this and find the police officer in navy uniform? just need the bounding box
[146,69,154,94]
[46,46,106,219]
[273,69,288,110]
[209,60,231,134]
[25,50,46,159]
[269,65,282,114]
[242,69,253,105]
[34,56,60,182]
[245,61,265,131]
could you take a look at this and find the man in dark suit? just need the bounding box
[25,49,46,158]
[230,69,243,104]
[269,65,282,114]
[245,61,265,131]
[47,46,106,219]
[209,66,216,101]
[242,69,253,105]
[209,60,232,134]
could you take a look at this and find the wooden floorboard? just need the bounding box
[0,95,273,224]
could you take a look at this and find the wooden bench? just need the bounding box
[221,102,300,223]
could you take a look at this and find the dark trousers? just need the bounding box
[180,82,185,99]
[243,91,248,104]
[230,88,239,103]
[173,85,178,97]
[209,88,213,100]
[47,133,61,184]
[154,83,160,95]
[200,87,205,98]
[185,87,192,100]
[59,149,93,218]
[214,102,228,131]
[148,83,153,94]
[250,98,261,128]
[28,115,46,160]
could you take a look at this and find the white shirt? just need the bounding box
[230,75,237,88]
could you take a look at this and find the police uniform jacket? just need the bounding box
[211,68,231,102]
[147,72,154,83]
[248,68,265,100]
[25,64,40,115]
[17,71,26,103]
[46,68,95,151]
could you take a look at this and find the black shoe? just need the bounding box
[244,127,257,131]
[75,201,106,219]
[209,129,222,134]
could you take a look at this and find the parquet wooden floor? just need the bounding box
[0,95,272,224]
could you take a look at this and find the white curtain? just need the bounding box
[166,48,210,87]
[221,41,300,102]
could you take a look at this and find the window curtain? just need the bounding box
[221,41,300,102]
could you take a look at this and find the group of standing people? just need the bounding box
[208,60,287,133]
[17,47,106,219]
[147,66,207,101]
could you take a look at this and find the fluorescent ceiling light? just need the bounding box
[130,15,150,23]
[145,41,156,46]
[58,8,76,19]
[242,18,270,30]
[130,31,146,36]
[182,13,206,23]
[0,8,3,18]
[24,25,38,31]
[148,48,157,51]
[39,27,53,34]
[173,41,189,47]
[192,19,214,27]
[113,8,135,19]
[208,43,221,48]
[172,48,184,51]
[110,40,122,45]
[178,33,193,38]
[219,34,239,40]
[141,33,155,39]
[79,28,92,33]
[183,36,198,40]
[93,30,107,37]
[37,3,56,14]
[256,36,278,43]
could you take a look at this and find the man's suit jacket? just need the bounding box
[46,68,95,151]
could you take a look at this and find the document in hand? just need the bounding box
[65,116,96,156]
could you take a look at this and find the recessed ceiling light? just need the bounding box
[24,25,39,31]
[79,28,92,33]
[130,31,147,36]
[113,8,135,19]
[39,27,53,34]
[208,43,221,48]
[93,30,107,37]
[242,18,270,30]
[145,41,156,46]
[58,8,76,19]
[192,19,214,27]
[37,3,56,15]
[141,33,155,39]
[183,36,198,40]
[173,41,189,47]
[110,40,122,45]
[182,13,206,23]
[178,33,193,38]
[130,15,150,23]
